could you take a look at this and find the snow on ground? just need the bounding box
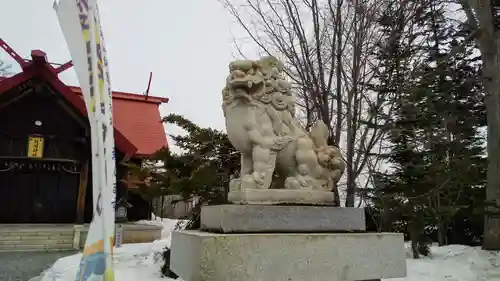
[135,213,189,241]
[37,241,172,281]
[386,244,500,281]
[37,215,187,281]
[37,215,499,281]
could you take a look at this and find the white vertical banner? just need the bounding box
[54,1,116,281]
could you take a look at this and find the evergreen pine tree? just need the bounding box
[410,1,486,247]
[0,59,12,76]
[366,0,486,257]
[126,114,239,228]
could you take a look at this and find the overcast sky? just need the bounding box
[1,0,250,149]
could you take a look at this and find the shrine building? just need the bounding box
[0,47,169,224]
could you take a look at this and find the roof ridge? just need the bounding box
[67,85,169,104]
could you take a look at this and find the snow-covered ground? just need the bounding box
[393,244,499,281]
[36,215,186,281]
[36,215,499,281]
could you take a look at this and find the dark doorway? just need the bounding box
[0,158,80,223]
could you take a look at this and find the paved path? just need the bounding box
[0,251,77,281]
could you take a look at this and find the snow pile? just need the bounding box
[37,215,187,281]
[386,245,499,281]
[135,213,189,239]
[38,241,173,281]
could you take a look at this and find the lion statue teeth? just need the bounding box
[222,56,345,203]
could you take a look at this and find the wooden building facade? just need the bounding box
[0,49,169,224]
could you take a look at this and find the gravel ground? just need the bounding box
[0,251,77,281]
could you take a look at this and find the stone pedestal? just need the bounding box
[228,188,335,205]
[201,205,366,233]
[170,230,406,281]
[171,204,407,281]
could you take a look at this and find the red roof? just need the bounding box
[0,50,169,159]
[69,86,169,156]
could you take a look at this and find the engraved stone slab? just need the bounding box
[228,188,335,205]
[201,205,365,233]
[171,230,407,281]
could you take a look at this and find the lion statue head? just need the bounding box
[222,57,295,114]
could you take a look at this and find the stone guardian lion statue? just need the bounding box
[222,56,345,205]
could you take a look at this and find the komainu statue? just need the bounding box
[222,56,345,205]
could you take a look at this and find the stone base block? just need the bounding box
[228,188,334,205]
[201,205,365,233]
[171,230,407,281]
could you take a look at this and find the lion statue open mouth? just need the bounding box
[222,56,345,204]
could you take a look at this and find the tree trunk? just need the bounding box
[437,218,446,246]
[462,0,500,251]
[161,195,165,218]
[481,48,500,250]
[410,232,420,259]
[483,69,500,249]
[437,193,446,246]
[408,217,422,259]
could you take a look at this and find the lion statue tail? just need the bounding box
[309,120,329,149]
